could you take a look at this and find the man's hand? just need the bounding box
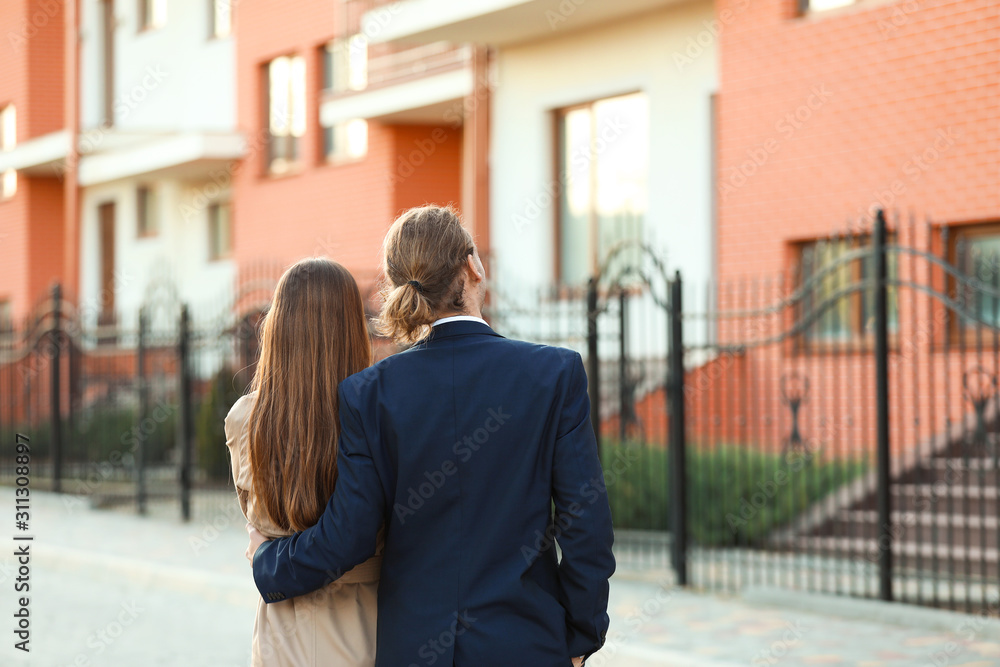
[246,523,269,564]
[572,657,584,667]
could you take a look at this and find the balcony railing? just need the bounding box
[330,0,471,97]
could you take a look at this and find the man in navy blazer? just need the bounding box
[248,206,615,666]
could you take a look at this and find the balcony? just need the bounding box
[321,43,472,126]
[0,130,72,177]
[76,131,245,187]
[322,1,475,126]
[360,0,692,46]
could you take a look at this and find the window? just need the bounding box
[953,225,1000,331]
[0,299,11,333]
[208,202,232,260]
[556,92,649,285]
[266,55,307,174]
[136,185,158,236]
[321,36,368,94]
[798,236,898,343]
[800,0,857,12]
[210,0,231,38]
[139,0,167,30]
[323,119,368,162]
[1,105,16,200]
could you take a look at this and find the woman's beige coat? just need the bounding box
[225,393,381,667]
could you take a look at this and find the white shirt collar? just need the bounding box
[432,315,489,327]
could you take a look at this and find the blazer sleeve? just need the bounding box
[551,352,616,658]
[251,383,385,602]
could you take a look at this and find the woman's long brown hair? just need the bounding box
[248,258,372,532]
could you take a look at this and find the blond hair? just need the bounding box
[375,206,475,344]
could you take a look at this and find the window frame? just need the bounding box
[136,184,158,237]
[1,104,16,200]
[209,0,231,39]
[947,222,1000,347]
[264,54,307,176]
[798,0,859,15]
[552,91,649,287]
[138,0,167,32]
[793,233,899,351]
[321,35,368,96]
[207,201,232,260]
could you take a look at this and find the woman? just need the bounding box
[225,258,380,667]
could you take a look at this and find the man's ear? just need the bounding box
[466,253,483,281]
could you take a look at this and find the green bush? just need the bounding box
[195,367,244,481]
[7,405,175,466]
[602,441,867,547]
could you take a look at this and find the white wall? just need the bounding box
[79,177,235,332]
[489,1,717,297]
[79,0,236,132]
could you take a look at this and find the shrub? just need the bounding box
[602,441,867,547]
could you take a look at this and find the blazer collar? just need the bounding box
[422,319,504,343]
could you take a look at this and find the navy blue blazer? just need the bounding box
[252,320,615,666]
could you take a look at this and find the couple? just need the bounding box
[226,206,616,666]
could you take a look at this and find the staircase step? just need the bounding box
[825,510,999,545]
[915,458,1000,485]
[859,484,1000,516]
[839,510,998,529]
[790,536,1000,576]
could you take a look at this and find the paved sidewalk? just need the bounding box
[2,491,1000,666]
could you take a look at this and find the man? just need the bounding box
[248,206,615,666]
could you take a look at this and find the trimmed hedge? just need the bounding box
[602,441,867,547]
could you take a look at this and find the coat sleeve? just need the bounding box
[551,352,616,658]
[251,383,385,602]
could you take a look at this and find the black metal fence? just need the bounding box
[3,210,999,615]
[557,210,999,615]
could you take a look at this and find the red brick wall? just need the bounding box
[706,0,1000,459]
[232,0,463,280]
[25,0,64,139]
[716,0,1000,278]
[0,0,67,319]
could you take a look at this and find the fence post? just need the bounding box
[873,209,893,602]
[586,278,601,454]
[136,307,148,515]
[669,271,688,586]
[50,283,63,494]
[178,305,194,522]
[618,289,628,443]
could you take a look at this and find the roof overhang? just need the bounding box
[78,132,245,187]
[0,130,72,176]
[320,68,472,126]
[363,0,692,46]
